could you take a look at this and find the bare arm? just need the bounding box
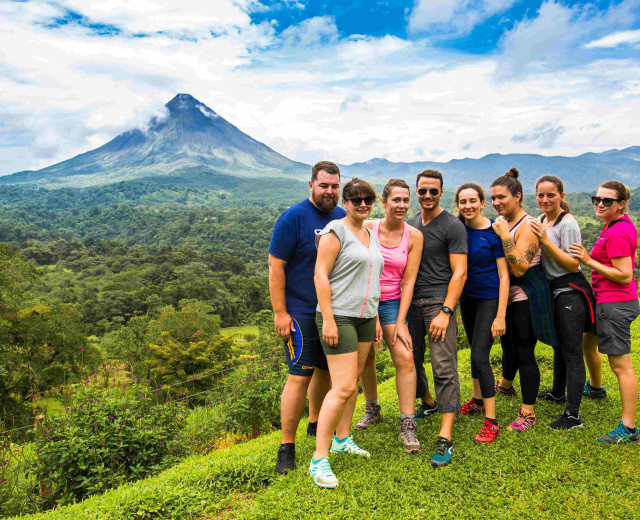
[429,253,467,342]
[491,257,509,338]
[393,228,423,350]
[569,244,634,285]
[314,232,341,346]
[530,220,580,273]
[268,254,296,340]
[493,218,540,277]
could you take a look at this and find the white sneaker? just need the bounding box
[330,435,371,457]
[308,456,339,488]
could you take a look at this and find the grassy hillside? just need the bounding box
[14,319,640,520]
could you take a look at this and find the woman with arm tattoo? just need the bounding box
[490,167,554,433]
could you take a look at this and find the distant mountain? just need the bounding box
[2,93,639,192]
[340,147,640,192]
[3,94,308,187]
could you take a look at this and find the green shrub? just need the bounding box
[30,381,188,508]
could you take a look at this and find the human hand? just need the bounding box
[530,220,549,246]
[322,319,339,348]
[374,320,383,345]
[429,312,450,343]
[491,315,506,338]
[393,322,413,351]
[569,243,591,265]
[492,216,510,239]
[274,312,295,341]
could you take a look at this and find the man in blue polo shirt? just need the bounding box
[269,161,346,474]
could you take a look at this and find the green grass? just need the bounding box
[221,325,259,341]
[12,321,640,520]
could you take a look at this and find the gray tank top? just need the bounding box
[316,219,384,319]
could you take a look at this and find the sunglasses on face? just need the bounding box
[591,196,621,207]
[347,196,375,206]
[417,188,440,197]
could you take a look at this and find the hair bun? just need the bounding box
[505,167,519,179]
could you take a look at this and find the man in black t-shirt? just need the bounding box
[406,169,467,468]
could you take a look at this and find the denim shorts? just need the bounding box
[378,298,401,326]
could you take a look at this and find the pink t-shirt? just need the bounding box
[373,220,409,301]
[590,214,638,303]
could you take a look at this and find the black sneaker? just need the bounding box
[583,379,608,399]
[276,443,295,474]
[415,401,437,419]
[538,388,567,404]
[549,411,583,431]
[306,421,317,437]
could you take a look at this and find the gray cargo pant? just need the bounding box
[407,297,461,414]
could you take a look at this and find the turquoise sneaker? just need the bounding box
[430,436,453,468]
[330,435,371,457]
[309,456,338,488]
[598,421,639,444]
[583,379,608,399]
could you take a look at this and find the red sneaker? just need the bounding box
[459,397,485,415]
[474,419,501,443]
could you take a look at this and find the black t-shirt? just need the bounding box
[407,209,468,299]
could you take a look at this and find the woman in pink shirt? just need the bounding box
[570,181,639,444]
[355,179,424,453]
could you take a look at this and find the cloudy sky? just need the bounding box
[2,0,640,174]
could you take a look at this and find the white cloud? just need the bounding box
[279,16,338,47]
[407,0,516,36]
[58,0,253,33]
[583,29,640,48]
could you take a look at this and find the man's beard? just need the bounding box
[312,191,338,212]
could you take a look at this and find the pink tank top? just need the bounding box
[373,219,409,301]
[508,215,541,303]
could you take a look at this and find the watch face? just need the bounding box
[442,306,453,315]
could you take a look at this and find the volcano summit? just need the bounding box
[4,94,307,187]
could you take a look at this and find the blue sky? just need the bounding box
[1,0,640,173]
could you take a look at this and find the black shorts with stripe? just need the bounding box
[283,316,328,376]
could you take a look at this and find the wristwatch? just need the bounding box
[441,306,453,315]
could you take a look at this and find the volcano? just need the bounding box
[4,94,308,187]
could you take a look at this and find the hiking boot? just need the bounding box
[430,436,453,468]
[355,402,382,430]
[309,456,338,488]
[495,380,517,396]
[507,407,537,432]
[538,388,567,404]
[330,435,371,457]
[459,398,485,416]
[398,417,421,454]
[474,419,501,443]
[549,411,583,431]
[597,421,639,445]
[276,443,295,474]
[583,379,608,399]
[415,401,438,419]
[306,421,317,437]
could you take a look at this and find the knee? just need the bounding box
[394,352,415,373]
[333,382,357,401]
[287,374,311,389]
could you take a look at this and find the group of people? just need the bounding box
[268,161,639,489]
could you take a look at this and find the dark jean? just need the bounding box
[459,295,499,399]
[501,299,540,406]
[407,298,460,414]
[549,291,587,415]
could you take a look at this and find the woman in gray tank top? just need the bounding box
[309,178,384,489]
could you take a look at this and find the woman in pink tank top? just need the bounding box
[355,179,425,453]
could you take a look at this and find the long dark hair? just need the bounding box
[491,167,523,206]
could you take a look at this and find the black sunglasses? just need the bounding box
[591,196,620,207]
[417,188,440,197]
[347,196,375,206]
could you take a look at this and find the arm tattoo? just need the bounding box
[501,237,515,253]
[524,243,538,263]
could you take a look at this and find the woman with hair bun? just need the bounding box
[530,175,597,430]
[570,181,639,444]
[310,178,384,488]
[490,167,556,432]
[355,178,424,454]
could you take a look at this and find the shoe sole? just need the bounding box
[310,474,338,488]
[549,423,583,431]
[354,417,382,430]
[330,449,371,457]
[430,460,451,468]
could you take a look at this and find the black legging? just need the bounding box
[501,299,539,405]
[549,291,587,415]
[460,295,498,399]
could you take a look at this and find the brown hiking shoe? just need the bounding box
[495,380,517,396]
[355,402,382,430]
[398,417,421,453]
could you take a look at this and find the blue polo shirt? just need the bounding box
[269,199,346,317]
[463,221,505,300]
